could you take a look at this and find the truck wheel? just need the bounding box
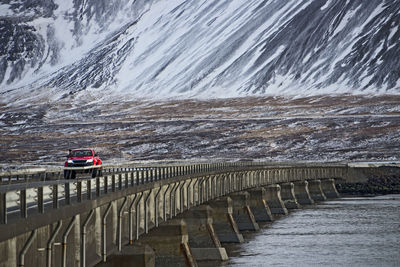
[71,171,76,179]
[92,168,97,178]
[64,170,70,179]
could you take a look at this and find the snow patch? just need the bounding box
[320,0,333,10]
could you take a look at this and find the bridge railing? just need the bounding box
[0,162,346,225]
[0,161,257,184]
[0,162,260,224]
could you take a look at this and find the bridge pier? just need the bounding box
[264,185,288,215]
[247,188,274,222]
[293,181,314,205]
[208,197,244,243]
[95,244,155,267]
[229,192,259,231]
[321,179,340,199]
[280,183,301,209]
[177,205,228,261]
[307,180,327,201]
[138,219,197,267]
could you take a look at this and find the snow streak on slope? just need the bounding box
[1,0,400,103]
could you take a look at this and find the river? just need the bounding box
[226,194,400,267]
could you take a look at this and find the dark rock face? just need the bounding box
[0,0,399,100]
[337,167,400,195]
[0,19,44,84]
[2,0,57,18]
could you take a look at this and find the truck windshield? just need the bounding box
[71,150,93,157]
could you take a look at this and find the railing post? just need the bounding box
[130,171,135,186]
[118,174,122,190]
[125,173,129,188]
[140,170,144,184]
[0,192,6,224]
[153,169,157,181]
[146,170,150,183]
[112,175,116,192]
[20,189,27,218]
[77,181,82,202]
[135,171,139,185]
[64,182,71,205]
[104,176,108,194]
[96,178,100,197]
[87,180,92,200]
[38,187,44,213]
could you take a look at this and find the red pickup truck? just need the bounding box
[64,148,102,179]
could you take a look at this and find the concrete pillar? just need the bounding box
[208,197,244,243]
[0,237,16,267]
[308,180,327,201]
[280,183,301,209]
[230,192,260,231]
[138,219,197,267]
[293,181,314,205]
[177,206,228,261]
[247,188,274,222]
[95,244,155,267]
[264,185,288,215]
[321,179,340,199]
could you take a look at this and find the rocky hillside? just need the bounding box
[1,0,399,104]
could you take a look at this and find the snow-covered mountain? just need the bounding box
[1,0,400,103]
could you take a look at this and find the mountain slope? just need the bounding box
[1,0,400,103]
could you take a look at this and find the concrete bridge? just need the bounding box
[0,161,381,267]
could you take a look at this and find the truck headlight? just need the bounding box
[87,159,93,163]
[68,160,73,163]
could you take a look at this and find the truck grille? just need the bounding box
[68,160,91,167]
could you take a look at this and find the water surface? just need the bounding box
[227,195,400,267]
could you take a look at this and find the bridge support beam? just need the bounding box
[280,183,301,209]
[229,192,259,231]
[138,219,197,267]
[264,185,288,215]
[321,179,340,199]
[208,197,244,243]
[247,188,274,222]
[177,205,228,261]
[308,180,327,201]
[293,181,314,205]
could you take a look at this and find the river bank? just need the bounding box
[337,167,400,195]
